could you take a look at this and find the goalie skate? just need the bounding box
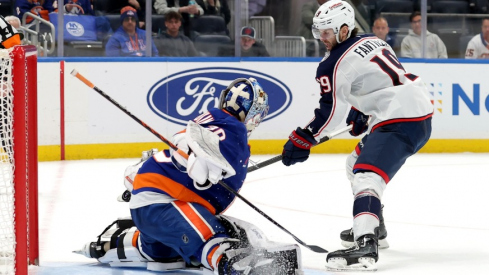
[326,234,378,272]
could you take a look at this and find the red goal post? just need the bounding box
[0,45,38,274]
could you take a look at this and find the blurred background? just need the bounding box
[2,0,487,58]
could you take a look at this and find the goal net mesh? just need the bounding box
[0,47,16,274]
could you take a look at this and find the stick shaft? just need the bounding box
[247,125,352,173]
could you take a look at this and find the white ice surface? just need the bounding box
[29,153,489,274]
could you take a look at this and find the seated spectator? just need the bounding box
[154,11,199,57]
[465,18,489,59]
[299,0,326,40]
[248,0,266,17]
[106,0,146,29]
[372,17,394,48]
[15,0,55,23]
[154,0,204,37]
[105,6,158,57]
[218,26,269,57]
[299,0,327,57]
[60,0,95,15]
[401,11,447,59]
[195,0,230,26]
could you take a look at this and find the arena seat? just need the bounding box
[376,0,415,34]
[194,34,231,57]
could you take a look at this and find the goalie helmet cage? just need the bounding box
[0,45,39,274]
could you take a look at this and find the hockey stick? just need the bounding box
[247,125,353,173]
[71,69,329,253]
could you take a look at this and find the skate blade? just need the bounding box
[326,257,377,272]
[342,240,389,249]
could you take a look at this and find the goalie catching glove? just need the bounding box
[185,121,236,190]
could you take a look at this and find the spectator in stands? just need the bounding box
[372,17,394,48]
[299,0,327,40]
[106,0,146,29]
[248,0,266,17]
[154,11,199,57]
[218,26,269,57]
[59,0,95,15]
[196,0,230,26]
[154,0,204,37]
[401,11,447,59]
[299,0,328,57]
[465,18,489,59]
[4,16,21,30]
[15,0,55,23]
[105,6,158,57]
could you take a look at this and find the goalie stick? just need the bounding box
[71,69,329,254]
[247,125,353,173]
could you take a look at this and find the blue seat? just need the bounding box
[194,34,231,57]
[431,0,470,13]
[191,15,227,35]
[431,1,470,34]
[151,15,166,34]
[375,0,414,33]
[104,14,121,32]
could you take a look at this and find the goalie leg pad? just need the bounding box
[98,226,151,265]
[201,216,302,274]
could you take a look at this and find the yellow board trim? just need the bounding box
[38,139,489,161]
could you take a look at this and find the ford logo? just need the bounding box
[147,67,292,125]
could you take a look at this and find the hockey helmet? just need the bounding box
[312,0,355,44]
[219,78,269,137]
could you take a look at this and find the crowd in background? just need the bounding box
[1,0,489,58]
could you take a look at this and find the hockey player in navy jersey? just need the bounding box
[282,0,433,271]
[75,78,303,274]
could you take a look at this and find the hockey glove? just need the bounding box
[187,153,225,190]
[282,127,317,166]
[0,15,23,49]
[346,107,369,136]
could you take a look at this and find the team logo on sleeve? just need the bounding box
[147,67,292,125]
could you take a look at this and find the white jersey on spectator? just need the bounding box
[465,33,489,59]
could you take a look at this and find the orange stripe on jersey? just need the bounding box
[206,245,220,269]
[173,201,214,241]
[132,230,140,247]
[133,173,216,214]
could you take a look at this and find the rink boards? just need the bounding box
[36,57,489,160]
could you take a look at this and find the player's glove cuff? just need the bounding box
[289,127,317,149]
[346,107,369,136]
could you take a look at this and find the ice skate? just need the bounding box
[326,234,378,272]
[340,205,389,249]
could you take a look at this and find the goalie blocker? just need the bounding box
[74,216,302,275]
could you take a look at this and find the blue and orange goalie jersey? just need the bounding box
[129,108,250,215]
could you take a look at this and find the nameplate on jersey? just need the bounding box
[354,39,389,58]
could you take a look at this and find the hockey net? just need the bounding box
[0,45,38,274]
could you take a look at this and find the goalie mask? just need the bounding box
[219,78,269,137]
[312,0,355,44]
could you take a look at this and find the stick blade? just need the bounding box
[306,245,328,253]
